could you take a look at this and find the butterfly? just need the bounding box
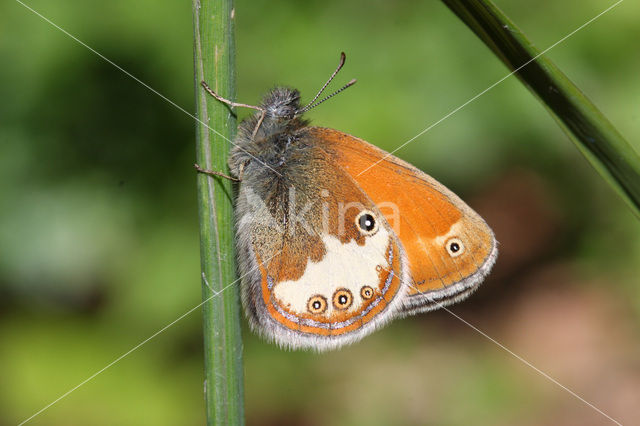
[197,53,497,351]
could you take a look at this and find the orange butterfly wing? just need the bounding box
[311,127,497,313]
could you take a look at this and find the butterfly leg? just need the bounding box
[200,81,266,141]
[251,110,266,141]
[201,81,263,112]
[194,163,240,182]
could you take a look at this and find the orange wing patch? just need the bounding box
[311,127,496,302]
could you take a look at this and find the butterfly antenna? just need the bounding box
[298,52,351,114]
[297,78,357,114]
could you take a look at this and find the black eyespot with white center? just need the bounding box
[355,210,379,236]
[445,237,465,257]
[307,295,327,314]
[332,288,353,310]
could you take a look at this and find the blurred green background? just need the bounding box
[2,0,639,425]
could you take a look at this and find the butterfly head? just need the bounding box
[258,52,357,123]
[229,53,356,176]
[260,88,303,122]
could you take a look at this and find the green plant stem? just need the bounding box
[192,0,244,424]
[441,0,640,218]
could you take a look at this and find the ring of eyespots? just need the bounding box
[355,210,378,236]
[332,288,353,310]
[360,286,374,300]
[445,237,465,257]
[307,295,328,314]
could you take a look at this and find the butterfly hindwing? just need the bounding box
[234,142,407,350]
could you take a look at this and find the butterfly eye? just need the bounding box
[360,286,374,300]
[355,210,378,236]
[307,295,328,314]
[332,288,353,310]
[445,237,465,257]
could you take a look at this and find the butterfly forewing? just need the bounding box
[311,127,497,314]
